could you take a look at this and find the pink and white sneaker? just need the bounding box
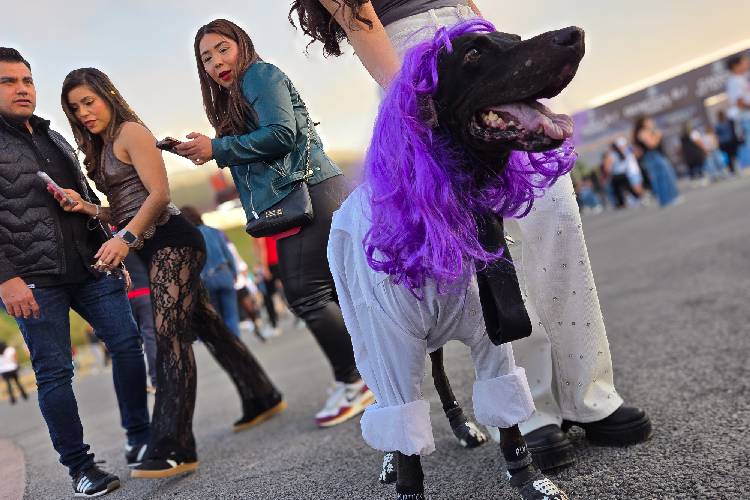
[315,379,374,428]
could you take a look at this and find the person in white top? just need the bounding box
[725,54,750,168]
[0,341,28,405]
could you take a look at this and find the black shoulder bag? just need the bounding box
[245,115,314,238]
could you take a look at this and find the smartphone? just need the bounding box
[37,171,76,206]
[156,136,184,155]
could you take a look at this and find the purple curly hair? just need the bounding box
[363,19,577,293]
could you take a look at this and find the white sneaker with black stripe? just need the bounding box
[72,465,120,497]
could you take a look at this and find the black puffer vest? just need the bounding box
[0,115,107,284]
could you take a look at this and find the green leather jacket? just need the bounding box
[211,61,342,220]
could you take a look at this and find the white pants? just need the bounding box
[328,188,534,456]
[506,176,623,432]
[386,7,624,434]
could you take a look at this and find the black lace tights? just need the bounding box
[146,246,280,459]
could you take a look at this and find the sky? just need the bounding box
[5,0,750,174]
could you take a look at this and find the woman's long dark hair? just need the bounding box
[288,0,372,57]
[61,68,144,174]
[194,19,260,137]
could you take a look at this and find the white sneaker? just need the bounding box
[314,379,375,428]
[239,320,255,335]
[260,325,282,339]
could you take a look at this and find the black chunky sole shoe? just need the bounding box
[234,399,288,432]
[524,424,576,471]
[131,458,199,479]
[562,405,653,446]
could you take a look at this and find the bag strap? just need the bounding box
[272,112,314,190]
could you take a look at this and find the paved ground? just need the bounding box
[1,176,749,500]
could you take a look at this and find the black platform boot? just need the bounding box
[524,424,576,471]
[562,405,652,446]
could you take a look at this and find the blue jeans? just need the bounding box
[642,151,680,207]
[207,286,240,337]
[14,275,150,477]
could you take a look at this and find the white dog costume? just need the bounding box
[328,186,535,456]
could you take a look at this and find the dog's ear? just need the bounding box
[417,94,439,129]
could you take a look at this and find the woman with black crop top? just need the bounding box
[55,67,285,478]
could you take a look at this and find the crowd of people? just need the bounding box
[0,2,678,499]
[575,54,750,215]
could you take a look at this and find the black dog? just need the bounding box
[381,26,585,500]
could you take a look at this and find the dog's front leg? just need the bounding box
[395,452,425,500]
[429,348,488,448]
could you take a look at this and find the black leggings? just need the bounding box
[276,175,359,384]
[144,245,281,460]
[2,370,27,403]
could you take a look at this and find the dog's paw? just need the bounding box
[379,452,397,484]
[452,421,489,448]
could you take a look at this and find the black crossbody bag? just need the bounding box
[244,115,314,238]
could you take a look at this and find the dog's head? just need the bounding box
[432,26,585,161]
[362,20,581,293]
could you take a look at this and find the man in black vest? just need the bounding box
[0,47,149,498]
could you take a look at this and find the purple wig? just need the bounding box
[363,19,577,294]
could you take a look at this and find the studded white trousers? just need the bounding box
[384,6,624,433]
[505,175,624,432]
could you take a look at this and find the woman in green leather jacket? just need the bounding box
[179,18,373,428]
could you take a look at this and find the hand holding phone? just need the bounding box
[37,171,77,207]
[156,137,184,156]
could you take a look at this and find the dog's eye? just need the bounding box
[464,48,481,65]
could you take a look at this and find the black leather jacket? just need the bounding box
[0,114,109,284]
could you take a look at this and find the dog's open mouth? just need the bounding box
[470,101,573,149]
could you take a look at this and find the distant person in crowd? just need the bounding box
[634,116,682,207]
[575,176,603,214]
[0,341,28,405]
[181,19,373,428]
[123,252,158,391]
[680,122,708,182]
[701,125,729,181]
[85,324,111,372]
[0,47,150,497]
[59,67,285,478]
[254,237,282,339]
[227,243,268,341]
[725,54,750,168]
[715,109,742,174]
[606,138,643,208]
[597,151,615,208]
[181,206,241,338]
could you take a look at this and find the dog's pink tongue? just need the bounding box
[491,102,573,140]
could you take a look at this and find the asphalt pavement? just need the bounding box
[1,175,749,499]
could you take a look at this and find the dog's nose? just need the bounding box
[552,27,584,47]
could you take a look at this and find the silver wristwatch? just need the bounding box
[115,229,141,248]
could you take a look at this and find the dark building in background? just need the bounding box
[573,48,750,173]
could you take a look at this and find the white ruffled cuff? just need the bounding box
[360,399,435,456]
[473,366,535,428]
